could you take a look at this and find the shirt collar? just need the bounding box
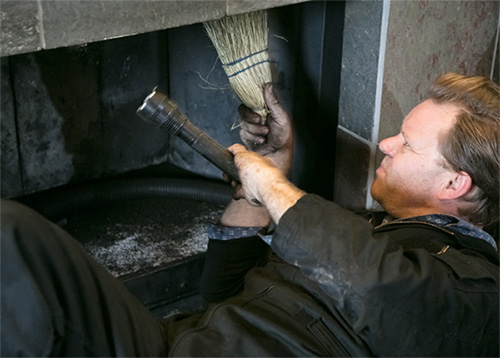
[395,214,497,251]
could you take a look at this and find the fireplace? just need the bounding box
[1,0,497,314]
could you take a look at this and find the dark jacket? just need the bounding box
[168,194,499,357]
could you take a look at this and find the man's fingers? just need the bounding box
[238,104,263,124]
[232,185,245,200]
[222,172,231,183]
[228,143,246,155]
[240,121,268,147]
[240,121,269,137]
[241,131,266,147]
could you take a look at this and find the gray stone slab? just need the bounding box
[338,0,383,142]
[380,0,499,141]
[0,0,42,56]
[1,0,311,57]
[41,0,226,51]
[226,0,310,15]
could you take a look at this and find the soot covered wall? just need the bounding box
[1,1,344,201]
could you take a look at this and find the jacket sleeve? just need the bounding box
[270,194,499,356]
[271,194,381,294]
[271,194,381,319]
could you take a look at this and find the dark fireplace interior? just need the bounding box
[1,0,497,316]
[1,1,345,316]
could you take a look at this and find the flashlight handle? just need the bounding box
[137,90,240,182]
[180,119,240,181]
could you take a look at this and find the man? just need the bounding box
[1,73,498,356]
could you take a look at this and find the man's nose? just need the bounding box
[378,136,397,157]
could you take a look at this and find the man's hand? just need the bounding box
[228,144,281,204]
[228,144,305,223]
[218,84,296,227]
[238,83,293,176]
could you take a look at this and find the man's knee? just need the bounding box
[1,199,59,356]
[1,199,46,239]
[1,199,72,253]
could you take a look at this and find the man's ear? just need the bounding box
[438,171,473,200]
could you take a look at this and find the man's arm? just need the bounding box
[218,199,271,227]
[200,84,295,302]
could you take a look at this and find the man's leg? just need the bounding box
[1,200,167,356]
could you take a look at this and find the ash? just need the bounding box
[63,197,224,277]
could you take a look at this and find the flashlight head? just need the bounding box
[137,89,187,135]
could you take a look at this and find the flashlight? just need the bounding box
[137,89,240,182]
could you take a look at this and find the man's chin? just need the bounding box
[370,181,381,202]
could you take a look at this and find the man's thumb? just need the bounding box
[263,83,287,125]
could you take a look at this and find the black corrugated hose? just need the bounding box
[14,177,233,223]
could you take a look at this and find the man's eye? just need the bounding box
[403,142,410,148]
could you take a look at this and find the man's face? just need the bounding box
[370,99,460,219]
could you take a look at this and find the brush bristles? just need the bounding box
[204,11,272,120]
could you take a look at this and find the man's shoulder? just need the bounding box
[373,218,499,267]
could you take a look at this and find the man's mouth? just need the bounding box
[376,160,387,175]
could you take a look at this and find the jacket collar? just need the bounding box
[373,214,499,265]
[393,214,497,251]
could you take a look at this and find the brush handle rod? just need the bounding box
[137,90,240,182]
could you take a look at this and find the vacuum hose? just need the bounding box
[16,177,233,223]
[137,90,240,181]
